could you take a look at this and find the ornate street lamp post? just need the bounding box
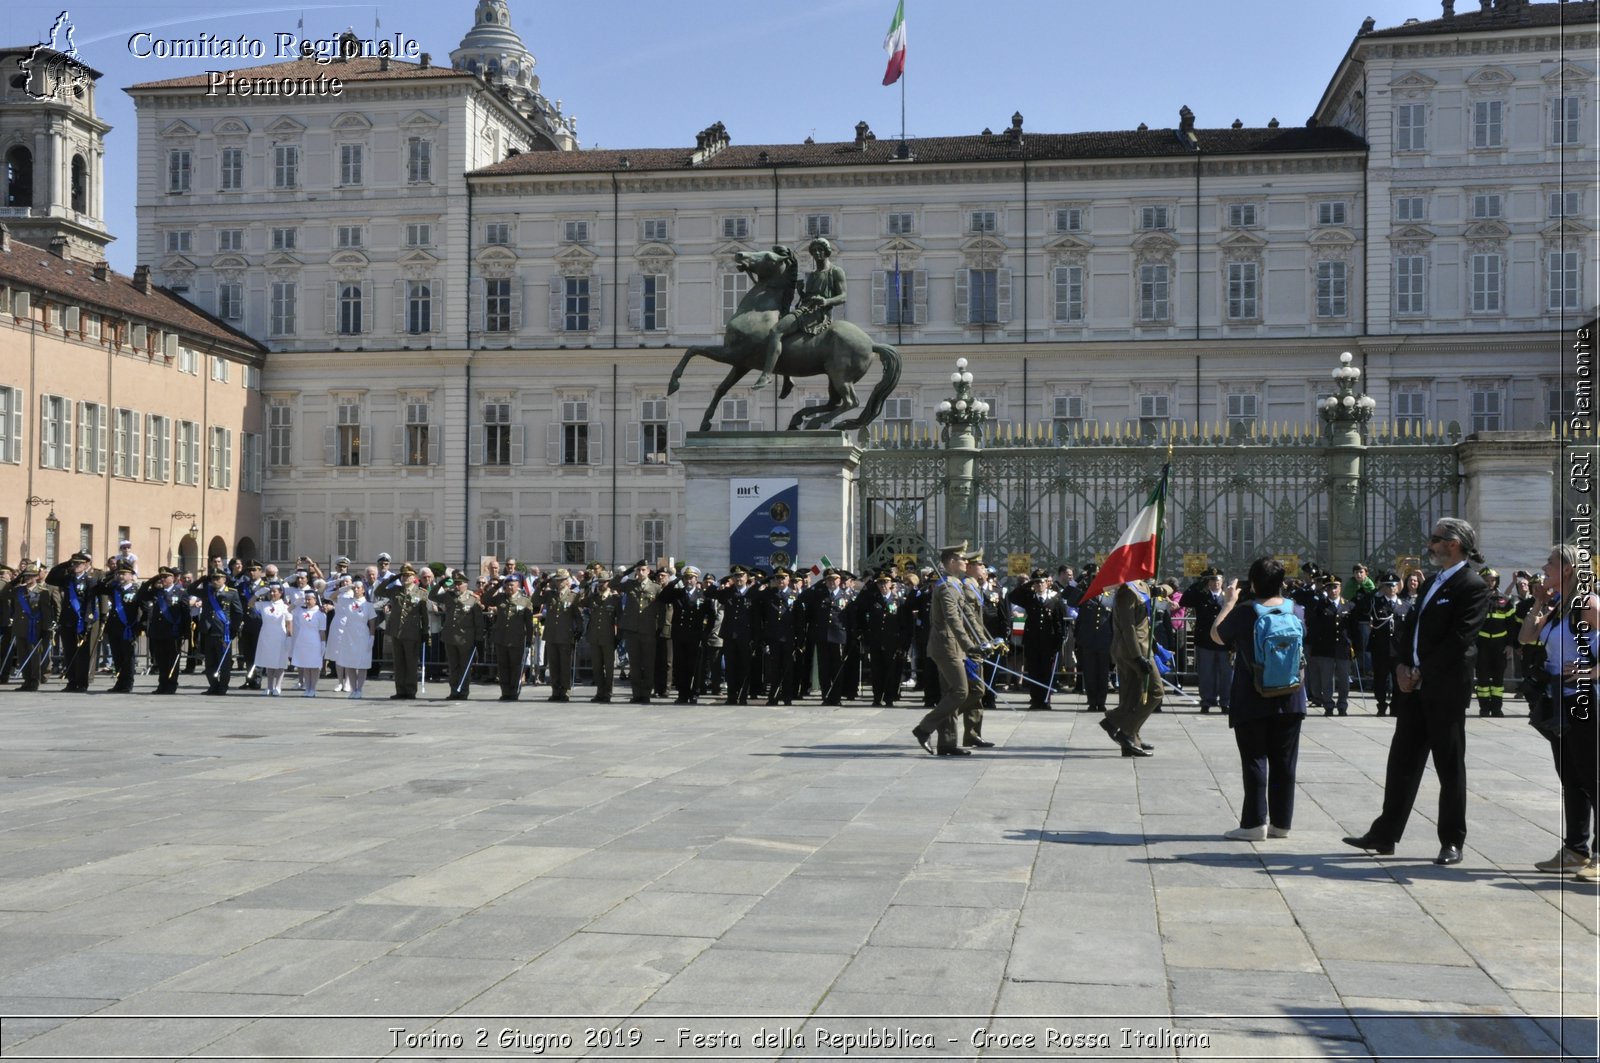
[936,358,990,549]
[1318,351,1378,578]
[170,511,197,568]
[24,496,55,565]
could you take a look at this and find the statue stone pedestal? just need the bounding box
[679,431,861,575]
[1460,431,1558,577]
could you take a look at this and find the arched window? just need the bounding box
[70,154,87,213]
[338,284,363,335]
[4,145,32,208]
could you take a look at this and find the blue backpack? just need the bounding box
[1251,602,1304,697]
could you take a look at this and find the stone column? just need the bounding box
[1459,431,1560,576]
[943,421,979,548]
[1327,420,1365,576]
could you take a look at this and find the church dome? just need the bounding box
[449,0,575,150]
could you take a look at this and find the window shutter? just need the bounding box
[469,425,484,466]
[324,281,337,333]
[996,268,1012,323]
[628,273,643,330]
[509,424,526,465]
[427,435,439,465]
[392,424,404,464]
[359,282,372,334]
[625,421,640,464]
[588,422,603,465]
[9,389,21,465]
[469,277,483,332]
[130,413,142,478]
[589,274,603,330]
[913,270,928,325]
[223,431,233,488]
[38,396,48,467]
[61,402,72,470]
[430,279,445,333]
[545,422,561,464]
[358,426,372,465]
[954,269,970,324]
[131,323,147,349]
[96,412,107,475]
[63,305,79,333]
[548,276,563,331]
[509,279,524,332]
[668,421,685,456]
[870,270,886,326]
[322,424,336,465]
[392,279,406,333]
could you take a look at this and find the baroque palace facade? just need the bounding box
[110,0,1592,570]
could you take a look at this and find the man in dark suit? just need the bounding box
[1344,518,1491,865]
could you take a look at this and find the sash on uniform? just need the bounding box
[206,587,231,643]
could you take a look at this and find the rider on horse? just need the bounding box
[753,237,847,390]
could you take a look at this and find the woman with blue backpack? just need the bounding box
[1211,556,1308,841]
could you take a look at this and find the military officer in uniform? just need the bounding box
[616,560,663,704]
[659,566,719,704]
[483,575,536,701]
[1009,569,1068,709]
[859,570,911,706]
[378,564,428,699]
[912,545,986,755]
[1368,571,1404,716]
[437,576,486,700]
[583,571,621,702]
[47,552,99,691]
[139,567,187,694]
[1101,578,1162,756]
[540,569,585,702]
[98,561,144,693]
[716,565,758,704]
[756,568,799,705]
[1475,567,1517,716]
[188,570,244,695]
[8,565,57,691]
[805,569,851,705]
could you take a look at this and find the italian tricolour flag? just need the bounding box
[1079,467,1169,602]
[881,0,907,86]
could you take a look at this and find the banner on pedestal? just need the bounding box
[730,478,800,572]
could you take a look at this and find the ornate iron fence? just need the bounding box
[859,421,1464,579]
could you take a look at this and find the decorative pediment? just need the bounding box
[161,120,198,139]
[328,249,369,270]
[1542,218,1592,239]
[265,116,305,136]
[331,112,373,132]
[634,242,675,260]
[1543,62,1593,85]
[555,244,598,271]
[1310,227,1356,248]
[959,234,1007,256]
[213,118,250,137]
[401,110,442,130]
[1463,219,1511,241]
[876,236,922,257]
[1390,70,1437,90]
[264,252,302,271]
[159,255,196,273]
[476,245,519,266]
[1391,224,1435,243]
[1465,66,1515,88]
[1131,230,1180,255]
[211,254,249,274]
[398,247,439,269]
[1217,229,1267,250]
[1043,233,1094,253]
[713,240,752,260]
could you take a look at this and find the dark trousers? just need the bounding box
[546,642,573,696]
[1475,642,1509,711]
[1080,648,1111,711]
[816,641,844,703]
[1371,649,1396,709]
[61,628,92,689]
[445,642,474,696]
[15,636,47,689]
[370,628,386,678]
[672,637,703,699]
[654,636,672,696]
[918,652,940,706]
[1196,647,1231,709]
[150,636,180,692]
[239,623,261,683]
[1233,714,1303,829]
[1369,682,1469,847]
[1023,642,1056,705]
[391,637,421,696]
[722,641,751,703]
[1553,691,1599,857]
[203,633,232,693]
[495,642,526,699]
[868,647,902,704]
[625,631,655,700]
[591,640,615,698]
[109,635,136,691]
[763,641,795,703]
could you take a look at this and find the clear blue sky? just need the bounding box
[23,0,1440,273]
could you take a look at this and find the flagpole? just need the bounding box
[1147,461,1171,676]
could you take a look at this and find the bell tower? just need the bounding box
[0,13,113,260]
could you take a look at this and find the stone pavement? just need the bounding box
[0,677,1595,1062]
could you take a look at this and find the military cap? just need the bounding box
[681,565,701,578]
[69,552,91,563]
[937,542,968,561]
[335,556,351,566]
[208,570,228,580]
[964,549,985,563]
[554,568,572,581]
[114,560,135,573]
[771,568,790,579]
[1379,571,1400,584]
[1201,566,1222,578]
[16,563,39,577]
[1081,561,1099,575]
[728,564,745,575]
[399,563,416,576]
[874,570,893,582]
[377,552,392,562]
[247,559,262,570]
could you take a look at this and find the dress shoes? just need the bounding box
[1434,845,1463,866]
[912,728,935,755]
[1341,834,1395,855]
[936,747,973,756]
[1118,733,1153,757]
[963,736,996,748]
[1097,716,1122,747]
[1138,740,1155,751]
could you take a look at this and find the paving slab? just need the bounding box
[0,682,1593,1060]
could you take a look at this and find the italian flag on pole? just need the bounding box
[881,0,907,86]
[1079,466,1169,602]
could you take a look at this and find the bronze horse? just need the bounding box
[667,246,902,432]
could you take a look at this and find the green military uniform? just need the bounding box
[485,579,536,701]
[1107,580,1162,754]
[540,571,585,702]
[584,575,621,702]
[379,567,429,699]
[439,584,486,699]
[912,544,986,755]
[617,564,662,704]
[959,564,991,746]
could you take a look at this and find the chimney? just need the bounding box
[1232,119,1243,129]
[0,223,9,253]
[1442,0,1455,18]
[1178,105,1195,133]
[1268,117,1280,128]
[1007,111,1024,142]
[1359,16,1375,33]
[132,265,152,294]
[379,54,390,71]
[93,260,108,282]
[419,51,431,69]
[47,234,68,258]
[854,120,872,147]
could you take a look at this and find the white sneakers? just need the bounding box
[1224,825,1292,841]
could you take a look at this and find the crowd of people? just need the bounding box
[2,522,1589,878]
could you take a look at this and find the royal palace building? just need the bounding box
[100,0,1597,570]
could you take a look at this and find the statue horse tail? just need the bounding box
[848,343,903,429]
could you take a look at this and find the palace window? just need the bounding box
[268,399,293,467]
[1395,255,1425,315]
[1138,206,1170,230]
[1395,103,1426,151]
[641,518,666,563]
[76,402,106,475]
[1395,196,1425,221]
[485,221,511,245]
[560,399,591,465]
[1053,265,1083,323]
[1469,389,1503,433]
[335,519,359,561]
[1472,100,1503,148]
[334,399,363,467]
[484,278,512,333]
[1470,253,1502,313]
[1553,96,1581,145]
[1226,262,1258,320]
[1226,204,1258,228]
[1316,261,1347,317]
[1316,201,1347,226]
[406,137,432,183]
[1549,250,1580,311]
[336,225,363,248]
[218,228,244,251]
[145,415,170,482]
[175,420,200,486]
[273,144,299,188]
[339,143,363,186]
[337,284,364,335]
[270,282,296,335]
[1471,193,1502,219]
[112,408,141,478]
[483,518,508,560]
[632,273,668,331]
[219,147,243,191]
[639,398,670,465]
[1138,264,1169,321]
[405,281,432,334]
[167,150,191,193]
[721,271,749,325]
